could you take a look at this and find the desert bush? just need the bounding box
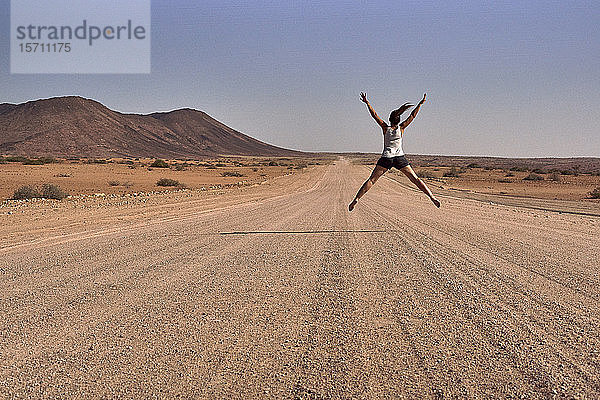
[41,183,68,199]
[86,159,109,164]
[443,167,461,178]
[252,167,259,172]
[548,172,561,182]
[523,173,544,181]
[150,159,169,168]
[295,164,308,169]
[23,158,45,165]
[4,156,30,163]
[221,171,244,177]
[505,172,515,177]
[417,169,436,179]
[0,157,5,164]
[498,178,513,183]
[589,187,600,199]
[12,184,67,200]
[510,166,528,172]
[531,168,545,174]
[268,161,278,166]
[215,163,227,167]
[174,163,187,171]
[466,163,480,169]
[156,178,184,187]
[12,185,41,200]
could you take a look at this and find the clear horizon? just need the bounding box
[1,1,599,158]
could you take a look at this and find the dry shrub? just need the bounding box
[523,173,544,181]
[150,159,169,168]
[156,178,184,187]
[12,184,68,200]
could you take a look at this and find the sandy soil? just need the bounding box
[409,167,600,202]
[0,157,323,201]
[1,159,599,398]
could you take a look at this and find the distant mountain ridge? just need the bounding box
[0,96,302,158]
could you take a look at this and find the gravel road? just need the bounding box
[1,159,599,399]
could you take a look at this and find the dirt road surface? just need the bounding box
[1,159,599,399]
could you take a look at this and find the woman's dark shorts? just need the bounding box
[376,155,410,170]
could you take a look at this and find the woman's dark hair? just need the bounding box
[389,102,414,125]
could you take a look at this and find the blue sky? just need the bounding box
[1,0,599,157]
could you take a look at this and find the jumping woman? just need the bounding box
[349,92,441,211]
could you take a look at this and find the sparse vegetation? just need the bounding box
[417,169,436,179]
[589,187,600,199]
[87,159,109,164]
[174,163,187,171]
[523,173,544,181]
[548,172,561,182]
[221,171,244,177]
[510,166,529,172]
[504,172,515,177]
[498,178,513,183]
[41,183,68,199]
[4,156,30,163]
[443,167,461,178]
[12,183,68,200]
[23,158,45,165]
[150,159,169,168]
[466,163,480,169]
[156,178,184,187]
[12,185,40,200]
[108,180,133,187]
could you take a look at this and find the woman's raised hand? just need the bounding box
[420,93,427,104]
[360,92,368,103]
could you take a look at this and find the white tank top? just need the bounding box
[382,126,404,157]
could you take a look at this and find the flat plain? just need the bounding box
[1,158,599,398]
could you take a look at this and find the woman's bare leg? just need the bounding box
[400,165,441,208]
[349,165,388,211]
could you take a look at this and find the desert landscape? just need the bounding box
[4,1,599,396]
[2,97,600,398]
[1,154,600,398]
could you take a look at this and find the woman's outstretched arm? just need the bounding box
[360,92,386,130]
[400,93,426,130]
